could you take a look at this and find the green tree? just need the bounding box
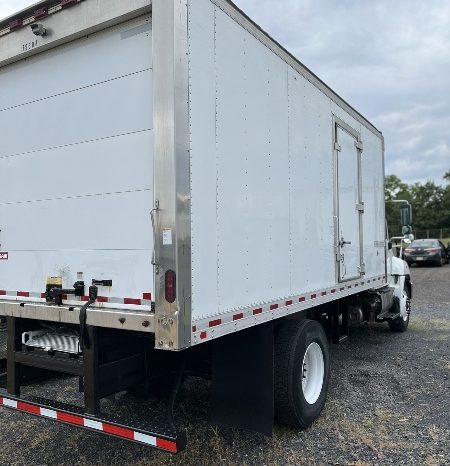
[385,172,450,236]
[442,171,450,229]
[385,175,412,236]
[409,181,444,230]
[385,175,410,201]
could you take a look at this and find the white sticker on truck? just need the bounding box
[162,229,173,246]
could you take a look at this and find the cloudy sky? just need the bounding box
[1,0,449,185]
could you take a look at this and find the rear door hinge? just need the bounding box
[356,202,365,213]
[334,142,341,152]
[355,140,363,151]
[336,252,344,263]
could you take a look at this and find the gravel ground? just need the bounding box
[0,265,449,466]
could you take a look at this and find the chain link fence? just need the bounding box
[413,228,450,241]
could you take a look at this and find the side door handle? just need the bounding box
[339,237,352,247]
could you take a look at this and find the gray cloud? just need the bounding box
[1,0,449,184]
[234,0,450,185]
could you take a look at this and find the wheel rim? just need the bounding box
[301,342,325,405]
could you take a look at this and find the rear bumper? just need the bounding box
[405,254,441,264]
[0,301,154,333]
[0,391,186,453]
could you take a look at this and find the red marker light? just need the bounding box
[165,270,176,303]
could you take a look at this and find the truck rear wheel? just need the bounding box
[274,319,330,427]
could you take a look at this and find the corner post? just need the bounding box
[153,0,191,351]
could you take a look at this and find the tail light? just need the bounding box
[165,270,176,303]
[425,248,439,254]
[404,249,412,254]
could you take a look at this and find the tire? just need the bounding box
[274,319,330,428]
[388,284,411,333]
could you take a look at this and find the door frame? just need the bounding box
[332,115,365,283]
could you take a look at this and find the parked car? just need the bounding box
[403,239,449,266]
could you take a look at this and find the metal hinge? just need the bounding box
[356,202,365,213]
[334,142,341,152]
[359,263,366,275]
[336,252,344,263]
[151,200,160,274]
[355,140,363,151]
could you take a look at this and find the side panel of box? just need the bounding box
[188,0,386,327]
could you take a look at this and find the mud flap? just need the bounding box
[211,323,274,436]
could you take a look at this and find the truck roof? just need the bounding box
[0,0,382,138]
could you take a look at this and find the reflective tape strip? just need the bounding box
[84,418,103,430]
[0,396,178,452]
[0,1,82,37]
[3,398,17,408]
[134,432,157,446]
[41,408,57,419]
[0,291,152,305]
[17,401,41,414]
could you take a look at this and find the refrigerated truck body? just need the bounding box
[0,0,412,453]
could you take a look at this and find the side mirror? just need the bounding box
[400,204,412,226]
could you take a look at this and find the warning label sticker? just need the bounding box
[0,252,9,260]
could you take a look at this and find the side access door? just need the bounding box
[334,120,364,282]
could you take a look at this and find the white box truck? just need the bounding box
[0,0,412,453]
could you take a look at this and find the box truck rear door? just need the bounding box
[0,16,154,309]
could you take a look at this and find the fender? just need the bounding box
[389,256,412,299]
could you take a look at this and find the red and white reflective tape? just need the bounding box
[0,396,178,452]
[0,290,152,306]
[192,275,387,343]
[0,1,82,37]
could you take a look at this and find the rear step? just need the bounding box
[0,392,186,453]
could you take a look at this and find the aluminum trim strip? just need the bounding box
[0,302,154,332]
[192,276,387,344]
[153,0,192,351]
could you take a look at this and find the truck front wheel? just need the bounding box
[274,319,330,427]
[388,284,411,332]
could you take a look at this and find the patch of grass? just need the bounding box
[373,407,392,421]
[427,425,442,442]
[29,427,54,449]
[424,455,443,466]
[408,320,428,332]
[361,416,374,429]
[409,317,450,332]
[432,334,449,341]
